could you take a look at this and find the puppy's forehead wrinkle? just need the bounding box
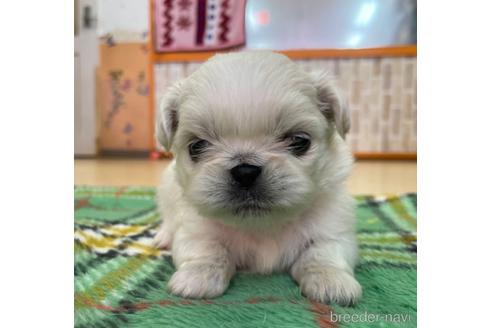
[274,113,326,139]
[179,99,325,142]
[231,153,262,166]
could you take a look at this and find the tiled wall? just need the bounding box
[154,57,416,153]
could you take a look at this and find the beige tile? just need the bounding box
[352,59,360,76]
[360,59,371,78]
[392,84,402,104]
[381,124,390,151]
[383,95,391,120]
[371,117,379,134]
[373,58,382,76]
[350,136,358,151]
[352,80,361,105]
[370,83,380,106]
[392,109,401,135]
[383,63,392,89]
[392,57,403,75]
[351,110,360,134]
[333,59,341,75]
[154,57,418,154]
[404,62,414,89]
[404,94,413,119]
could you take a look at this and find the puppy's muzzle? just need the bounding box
[230,164,262,188]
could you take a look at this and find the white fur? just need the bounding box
[154,51,362,305]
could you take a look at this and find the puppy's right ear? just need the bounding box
[309,71,350,139]
[156,81,184,151]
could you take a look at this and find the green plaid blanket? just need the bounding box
[75,187,416,327]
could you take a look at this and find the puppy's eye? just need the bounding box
[286,133,311,157]
[188,139,210,161]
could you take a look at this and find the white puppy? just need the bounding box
[154,51,362,305]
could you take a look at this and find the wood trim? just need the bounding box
[151,50,229,62]
[354,152,417,160]
[150,45,417,63]
[281,46,416,59]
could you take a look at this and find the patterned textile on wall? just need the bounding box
[154,0,246,52]
[154,57,417,153]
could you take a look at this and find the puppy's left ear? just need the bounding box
[309,71,350,139]
[155,81,184,151]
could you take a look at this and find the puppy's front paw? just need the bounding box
[299,267,362,306]
[168,263,231,299]
[153,224,172,249]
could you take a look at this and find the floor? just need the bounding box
[75,159,416,195]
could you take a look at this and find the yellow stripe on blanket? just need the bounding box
[75,229,120,249]
[100,224,149,237]
[126,242,161,257]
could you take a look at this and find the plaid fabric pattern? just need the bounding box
[75,187,416,327]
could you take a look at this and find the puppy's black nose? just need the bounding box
[230,164,262,188]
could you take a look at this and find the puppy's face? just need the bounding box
[157,52,352,225]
